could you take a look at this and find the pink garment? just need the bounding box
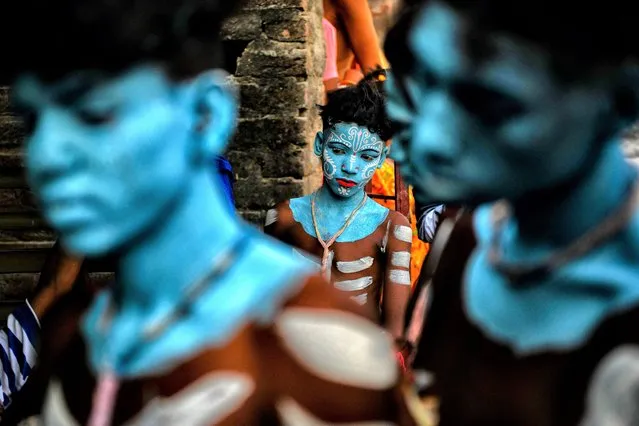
[322,18,339,82]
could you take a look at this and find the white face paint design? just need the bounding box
[391,251,411,269]
[319,122,387,199]
[337,257,375,274]
[388,0,612,204]
[275,308,398,390]
[393,225,413,243]
[334,276,374,292]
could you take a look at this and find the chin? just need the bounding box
[61,228,127,258]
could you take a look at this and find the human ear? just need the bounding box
[314,131,325,157]
[191,69,238,158]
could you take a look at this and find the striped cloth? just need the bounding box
[0,301,39,409]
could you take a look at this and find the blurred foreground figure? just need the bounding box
[386,0,639,425]
[1,1,417,424]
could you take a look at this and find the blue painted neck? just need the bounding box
[115,170,243,308]
[511,142,636,247]
[315,180,367,216]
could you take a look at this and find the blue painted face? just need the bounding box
[314,122,388,198]
[387,1,614,204]
[13,66,235,256]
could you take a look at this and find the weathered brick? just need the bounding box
[236,77,306,117]
[236,38,307,77]
[0,188,38,211]
[262,9,309,42]
[0,87,10,116]
[234,177,304,209]
[243,0,308,10]
[233,117,308,150]
[238,210,267,226]
[0,116,24,147]
[221,12,262,41]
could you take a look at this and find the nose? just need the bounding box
[26,109,82,185]
[341,155,359,175]
[412,91,464,167]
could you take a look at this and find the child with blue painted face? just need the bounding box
[1,1,418,424]
[385,0,639,425]
[265,71,413,358]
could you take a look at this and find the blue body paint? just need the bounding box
[387,1,639,352]
[15,66,313,377]
[290,122,389,242]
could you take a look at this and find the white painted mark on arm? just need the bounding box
[334,276,373,291]
[381,220,391,253]
[265,209,278,227]
[393,225,413,243]
[389,270,411,286]
[275,308,398,389]
[390,251,411,268]
[337,257,374,273]
[350,293,368,306]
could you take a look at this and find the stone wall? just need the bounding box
[0,0,324,305]
[223,0,324,225]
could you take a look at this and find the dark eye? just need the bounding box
[77,108,115,126]
[361,154,375,162]
[331,147,346,155]
[452,83,525,126]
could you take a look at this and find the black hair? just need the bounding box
[385,0,639,83]
[0,0,244,84]
[320,69,393,142]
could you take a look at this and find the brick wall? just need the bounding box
[224,0,324,225]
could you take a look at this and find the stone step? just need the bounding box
[0,272,114,302]
[0,249,115,274]
[0,187,38,211]
[0,115,24,147]
[0,147,23,169]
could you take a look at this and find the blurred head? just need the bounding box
[2,0,243,256]
[315,70,392,198]
[385,0,639,204]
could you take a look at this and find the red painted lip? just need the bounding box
[336,179,357,188]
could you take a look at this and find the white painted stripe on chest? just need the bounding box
[390,251,411,268]
[337,256,374,273]
[128,371,255,425]
[265,209,278,227]
[350,293,368,305]
[393,225,413,243]
[389,269,411,286]
[277,397,397,426]
[44,372,255,426]
[334,276,373,291]
[275,308,398,390]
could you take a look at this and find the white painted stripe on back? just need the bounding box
[350,294,368,306]
[389,270,411,286]
[265,209,278,227]
[337,257,374,274]
[391,251,411,268]
[334,276,373,291]
[393,225,413,243]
